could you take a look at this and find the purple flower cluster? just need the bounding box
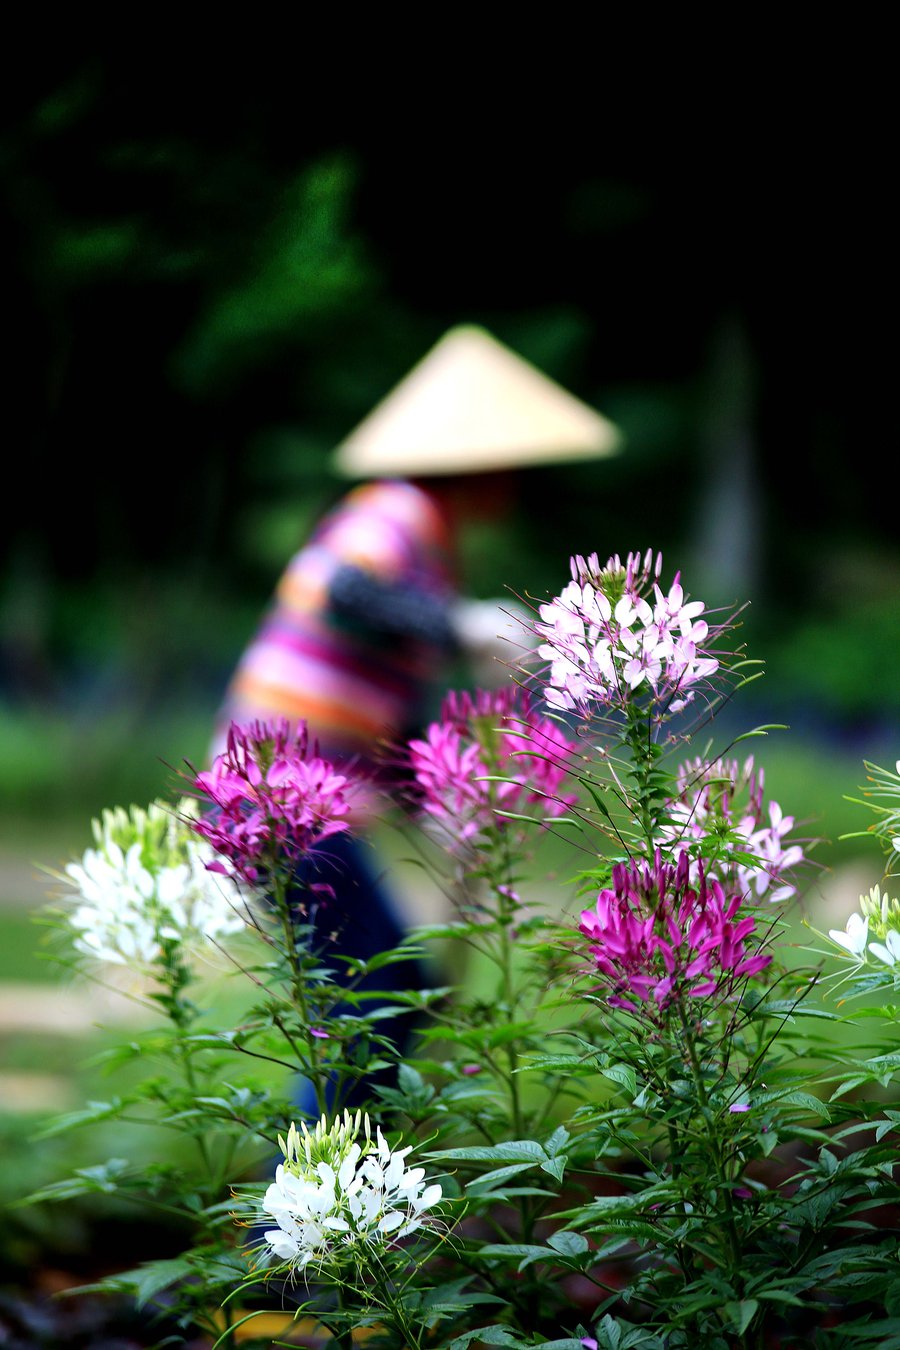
[660,756,805,904]
[536,550,719,718]
[190,719,354,885]
[579,850,771,1012]
[407,688,578,856]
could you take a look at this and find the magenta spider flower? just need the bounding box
[407,687,578,858]
[536,550,720,719]
[189,719,355,886]
[660,756,806,904]
[579,849,771,1012]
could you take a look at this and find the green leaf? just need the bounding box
[546,1230,590,1258]
[35,1099,128,1138]
[467,1164,537,1194]
[601,1064,637,1098]
[532,1341,588,1349]
[478,1243,557,1271]
[428,1141,547,1167]
[876,1115,900,1142]
[544,1125,571,1156]
[578,1189,667,1222]
[20,1159,131,1206]
[599,1316,622,1350]
[749,1000,839,1021]
[724,1299,758,1336]
[449,1327,527,1348]
[752,1089,831,1120]
[418,1279,505,1313]
[117,1258,195,1309]
[518,1053,597,1075]
[753,1290,809,1308]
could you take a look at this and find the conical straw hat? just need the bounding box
[331,325,622,478]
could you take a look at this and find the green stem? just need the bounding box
[673,997,743,1279]
[271,871,328,1117]
[495,879,524,1140]
[162,953,217,1184]
[625,706,661,859]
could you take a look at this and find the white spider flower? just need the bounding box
[61,799,247,968]
[255,1112,442,1274]
[869,929,900,967]
[828,911,869,960]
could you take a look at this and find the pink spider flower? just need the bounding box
[536,550,721,719]
[660,756,806,904]
[407,688,578,857]
[190,719,355,886]
[579,849,771,1012]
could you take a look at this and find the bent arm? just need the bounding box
[328,564,460,648]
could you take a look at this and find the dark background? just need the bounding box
[1,48,896,823]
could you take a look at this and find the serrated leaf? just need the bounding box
[602,1064,637,1097]
[121,1257,195,1309]
[753,1089,830,1120]
[546,1230,590,1257]
[428,1141,548,1166]
[478,1242,556,1271]
[579,1190,659,1220]
[449,1327,526,1347]
[594,1314,621,1349]
[518,1053,597,1075]
[544,1125,570,1156]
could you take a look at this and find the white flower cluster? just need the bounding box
[260,1112,442,1273]
[63,800,246,968]
[537,551,718,716]
[828,885,900,967]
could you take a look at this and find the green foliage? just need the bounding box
[15,553,900,1348]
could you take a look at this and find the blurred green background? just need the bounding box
[2,56,897,827]
[1,49,897,1287]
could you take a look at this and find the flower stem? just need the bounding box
[271,870,328,1117]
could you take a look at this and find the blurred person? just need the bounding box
[211,325,622,1103]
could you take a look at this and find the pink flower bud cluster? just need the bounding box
[190,719,354,885]
[407,688,578,857]
[660,756,805,904]
[579,850,771,1012]
[536,550,719,718]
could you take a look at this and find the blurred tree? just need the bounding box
[0,50,895,736]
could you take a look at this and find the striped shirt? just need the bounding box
[214,480,456,773]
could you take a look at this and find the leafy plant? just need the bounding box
[26,549,900,1348]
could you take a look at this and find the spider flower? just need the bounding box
[407,687,578,856]
[579,850,771,1012]
[660,756,806,904]
[536,549,720,718]
[191,719,355,885]
[827,885,900,967]
[853,759,900,866]
[254,1111,442,1274]
[62,800,246,968]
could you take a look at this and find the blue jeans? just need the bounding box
[287,832,427,1119]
